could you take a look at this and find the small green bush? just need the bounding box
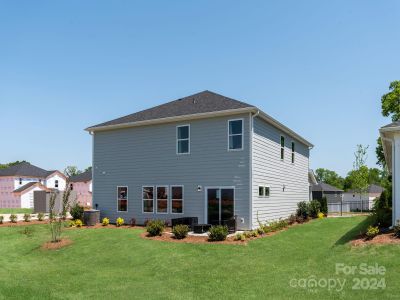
[102,217,110,226]
[68,220,76,227]
[250,230,258,237]
[116,217,124,227]
[262,225,271,234]
[9,214,17,223]
[296,201,309,219]
[146,219,165,236]
[172,224,189,239]
[0,215,3,224]
[70,203,84,221]
[308,200,321,218]
[256,227,264,235]
[234,233,246,241]
[244,231,253,238]
[366,226,379,240]
[287,214,297,225]
[372,207,392,228]
[74,219,83,227]
[37,212,45,221]
[208,225,228,241]
[317,196,328,216]
[23,213,31,222]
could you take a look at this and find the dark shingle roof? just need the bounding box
[88,90,255,129]
[382,121,400,128]
[312,182,344,192]
[346,184,385,194]
[0,162,50,177]
[13,182,41,193]
[69,170,92,182]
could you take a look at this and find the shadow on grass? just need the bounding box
[333,217,373,246]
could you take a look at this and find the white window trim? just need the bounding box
[204,186,236,224]
[291,140,295,164]
[142,185,154,214]
[170,185,184,214]
[258,185,270,198]
[117,186,128,213]
[280,135,285,161]
[176,124,190,155]
[228,118,244,151]
[156,185,169,214]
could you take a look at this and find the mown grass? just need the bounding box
[0,217,399,299]
[0,208,33,214]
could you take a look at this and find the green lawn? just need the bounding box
[0,208,33,214]
[1,217,399,299]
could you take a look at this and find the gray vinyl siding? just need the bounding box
[92,114,251,230]
[251,116,310,228]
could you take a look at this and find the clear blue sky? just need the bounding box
[1,1,399,176]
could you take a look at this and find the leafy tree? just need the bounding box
[64,166,82,177]
[376,80,400,167]
[315,168,344,189]
[0,160,29,169]
[84,166,92,173]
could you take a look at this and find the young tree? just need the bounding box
[0,160,29,169]
[64,166,82,177]
[352,145,370,212]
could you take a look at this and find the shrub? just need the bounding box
[244,231,253,238]
[102,217,110,226]
[269,220,287,232]
[316,196,328,216]
[278,219,288,228]
[287,214,297,225]
[23,213,31,222]
[308,200,321,218]
[250,230,258,237]
[21,227,34,237]
[372,207,392,228]
[144,219,150,227]
[146,219,165,236]
[0,215,3,224]
[366,226,379,240]
[37,212,45,221]
[9,214,17,223]
[234,233,246,241]
[116,217,124,227]
[317,212,324,219]
[70,203,84,221]
[262,225,271,234]
[68,220,76,227]
[172,224,189,239]
[74,219,83,227]
[394,220,400,238]
[130,218,136,227]
[208,225,228,241]
[256,227,264,235]
[296,201,309,219]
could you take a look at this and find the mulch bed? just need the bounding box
[42,238,72,250]
[351,232,400,247]
[0,220,50,227]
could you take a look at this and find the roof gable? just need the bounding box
[0,162,49,178]
[312,182,344,192]
[69,170,92,183]
[13,182,50,194]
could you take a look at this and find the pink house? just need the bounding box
[69,169,92,207]
[0,162,67,208]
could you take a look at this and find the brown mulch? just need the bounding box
[0,220,50,227]
[65,223,144,230]
[41,238,72,250]
[351,232,400,247]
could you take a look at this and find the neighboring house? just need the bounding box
[86,91,313,230]
[380,121,400,225]
[69,169,92,207]
[0,162,67,208]
[312,182,344,202]
[308,170,318,200]
[343,184,384,210]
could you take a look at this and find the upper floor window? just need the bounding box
[291,142,295,163]
[55,180,59,188]
[117,186,128,212]
[280,136,285,160]
[228,119,243,150]
[177,125,190,154]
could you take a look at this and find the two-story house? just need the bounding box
[0,162,67,208]
[69,169,92,207]
[86,91,313,230]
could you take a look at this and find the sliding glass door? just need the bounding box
[207,188,234,225]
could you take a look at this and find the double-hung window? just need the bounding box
[143,186,154,213]
[117,186,128,212]
[156,186,168,213]
[177,125,190,154]
[171,186,183,214]
[291,142,295,163]
[228,119,243,150]
[280,136,285,160]
[258,186,270,197]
